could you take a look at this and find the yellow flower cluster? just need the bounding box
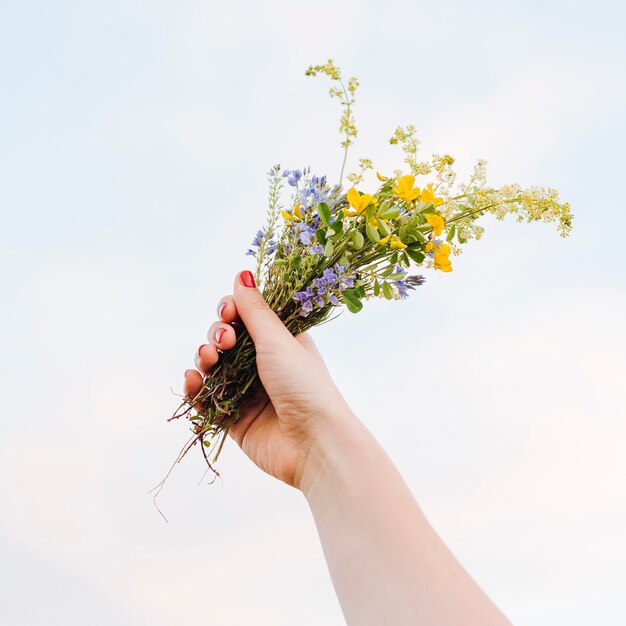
[425,241,453,272]
[391,175,444,206]
[281,203,304,221]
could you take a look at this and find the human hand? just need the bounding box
[184,271,354,489]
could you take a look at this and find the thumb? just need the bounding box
[233,270,295,351]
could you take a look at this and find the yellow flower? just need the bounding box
[379,235,390,244]
[433,242,453,272]
[392,175,421,202]
[389,235,407,249]
[419,184,444,206]
[344,187,374,217]
[282,203,304,221]
[426,213,445,236]
[425,241,453,271]
[376,171,388,181]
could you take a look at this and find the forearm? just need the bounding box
[300,409,512,626]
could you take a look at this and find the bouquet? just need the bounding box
[168,60,572,474]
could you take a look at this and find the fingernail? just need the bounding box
[184,368,193,379]
[214,328,226,344]
[217,302,227,318]
[194,345,207,369]
[240,270,256,288]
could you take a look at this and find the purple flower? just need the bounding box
[293,286,316,317]
[406,275,426,288]
[393,274,425,300]
[322,267,337,283]
[251,230,265,247]
[313,277,327,294]
[293,287,314,302]
[284,169,303,187]
[335,264,355,291]
[394,280,409,299]
[299,173,330,205]
[298,225,316,246]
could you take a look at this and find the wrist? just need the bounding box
[295,401,368,498]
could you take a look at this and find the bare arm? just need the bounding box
[184,271,512,626]
[301,409,511,626]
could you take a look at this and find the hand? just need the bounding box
[184,271,353,489]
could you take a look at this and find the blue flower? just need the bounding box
[335,264,355,291]
[298,225,316,246]
[284,169,303,187]
[293,287,314,302]
[251,230,265,247]
[322,267,337,283]
[394,280,409,299]
[313,277,327,294]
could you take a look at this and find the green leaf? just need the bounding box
[318,202,331,227]
[330,219,343,236]
[377,219,391,236]
[352,231,364,250]
[446,225,456,242]
[382,266,393,277]
[315,228,327,245]
[324,240,334,257]
[355,285,366,298]
[374,280,380,296]
[342,289,363,313]
[378,204,400,220]
[406,248,425,263]
[382,282,394,300]
[366,224,380,243]
[416,202,435,214]
[293,256,302,270]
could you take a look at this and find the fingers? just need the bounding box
[206,321,236,351]
[216,295,238,324]
[232,270,294,350]
[184,368,203,400]
[184,293,239,393]
[194,342,219,374]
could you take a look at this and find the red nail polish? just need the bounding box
[214,328,226,344]
[217,302,227,318]
[240,270,256,288]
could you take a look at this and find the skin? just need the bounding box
[184,272,512,626]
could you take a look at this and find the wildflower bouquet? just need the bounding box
[170,60,572,469]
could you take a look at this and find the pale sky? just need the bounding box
[1,1,625,624]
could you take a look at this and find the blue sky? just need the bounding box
[1,1,625,624]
